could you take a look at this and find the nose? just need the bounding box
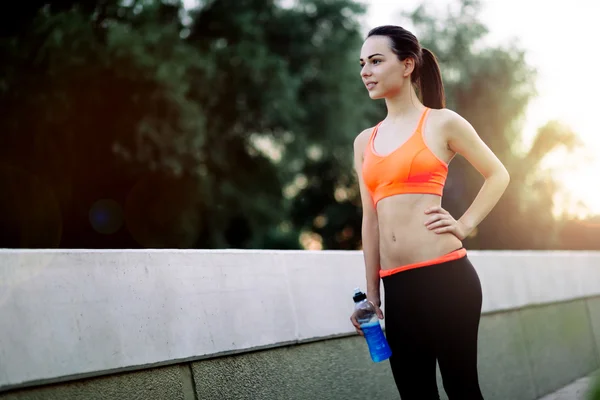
[361,66,371,78]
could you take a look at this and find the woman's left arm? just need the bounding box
[425,110,510,240]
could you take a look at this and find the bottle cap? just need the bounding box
[352,287,366,303]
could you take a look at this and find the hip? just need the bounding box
[378,226,463,272]
[382,254,482,305]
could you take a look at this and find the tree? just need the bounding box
[403,0,580,249]
[0,0,378,249]
[0,0,210,248]
[290,0,582,251]
[2,0,583,250]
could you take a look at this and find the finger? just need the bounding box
[425,214,450,227]
[434,226,454,234]
[427,219,452,230]
[424,214,444,226]
[424,206,442,214]
[370,303,384,319]
[350,317,363,333]
[426,206,449,214]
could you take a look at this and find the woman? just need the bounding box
[349,25,510,399]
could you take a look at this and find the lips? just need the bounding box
[365,82,377,90]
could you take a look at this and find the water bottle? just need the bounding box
[353,287,392,362]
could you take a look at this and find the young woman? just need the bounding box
[350,25,510,399]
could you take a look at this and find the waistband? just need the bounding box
[380,247,467,278]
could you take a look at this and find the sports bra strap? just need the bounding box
[416,107,430,133]
[368,120,383,142]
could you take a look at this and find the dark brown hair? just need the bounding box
[367,25,445,109]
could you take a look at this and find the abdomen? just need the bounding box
[375,194,463,269]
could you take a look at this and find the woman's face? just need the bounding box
[359,36,413,100]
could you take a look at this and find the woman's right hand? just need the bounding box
[350,297,384,336]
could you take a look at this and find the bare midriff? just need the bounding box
[376,193,463,271]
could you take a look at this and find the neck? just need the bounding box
[384,84,424,121]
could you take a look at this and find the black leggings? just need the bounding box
[382,255,484,399]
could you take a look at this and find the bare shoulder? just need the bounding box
[353,127,374,155]
[427,108,476,139]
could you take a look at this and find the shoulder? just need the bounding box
[352,126,376,169]
[353,126,375,154]
[427,108,476,140]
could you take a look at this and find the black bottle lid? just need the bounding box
[353,288,366,303]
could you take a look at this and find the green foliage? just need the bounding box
[183,0,379,248]
[0,0,377,249]
[1,1,212,248]
[0,0,594,250]
[588,375,600,400]
[404,0,582,249]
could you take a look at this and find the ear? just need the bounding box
[403,57,415,77]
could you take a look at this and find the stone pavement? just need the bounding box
[537,374,597,400]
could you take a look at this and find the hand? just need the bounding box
[424,206,469,240]
[350,296,384,336]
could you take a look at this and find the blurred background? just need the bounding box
[1,0,598,251]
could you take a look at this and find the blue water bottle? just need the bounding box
[353,287,392,362]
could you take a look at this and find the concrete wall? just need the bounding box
[1,250,600,399]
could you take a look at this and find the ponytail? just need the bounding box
[366,26,446,108]
[418,48,445,109]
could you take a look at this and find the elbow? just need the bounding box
[484,165,510,190]
[494,166,510,192]
[501,166,510,186]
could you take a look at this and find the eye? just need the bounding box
[372,59,381,65]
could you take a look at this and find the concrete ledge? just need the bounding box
[471,251,600,312]
[0,365,188,400]
[3,300,600,400]
[1,249,600,391]
[521,300,599,396]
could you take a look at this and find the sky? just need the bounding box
[359,0,600,217]
[182,0,600,217]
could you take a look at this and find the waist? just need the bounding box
[380,247,467,278]
[375,194,463,270]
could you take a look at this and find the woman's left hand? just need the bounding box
[424,206,469,240]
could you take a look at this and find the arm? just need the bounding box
[352,132,382,307]
[426,110,510,238]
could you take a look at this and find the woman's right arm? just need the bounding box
[350,130,383,335]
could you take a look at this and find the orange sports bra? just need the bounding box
[362,107,448,206]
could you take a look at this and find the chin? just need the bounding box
[368,91,384,100]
